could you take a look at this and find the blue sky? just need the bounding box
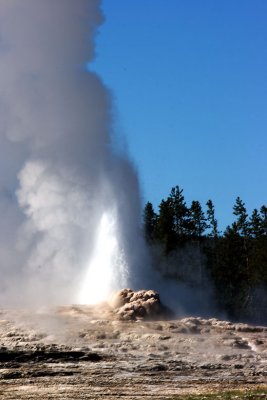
[91,0,267,229]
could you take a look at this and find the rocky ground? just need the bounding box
[0,291,267,399]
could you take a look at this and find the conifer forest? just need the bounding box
[143,186,267,324]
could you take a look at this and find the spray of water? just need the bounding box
[0,0,147,306]
[79,211,128,304]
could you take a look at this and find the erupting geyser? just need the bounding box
[0,0,147,306]
[79,211,128,304]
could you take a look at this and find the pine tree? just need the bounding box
[249,209,264,238]
[206,199,219,237]
[233,197,249,236]
[169,186,189,237]
[189,200,208,238]
[155,198,177,253]
[143,202,157,243]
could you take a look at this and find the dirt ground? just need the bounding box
[0,303,266,399]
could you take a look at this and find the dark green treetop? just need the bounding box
[206,199,219,237]
[143,201,157,243]
[249,208,264,238]
[189,200,208,238]
[155,197,177,253]
[169,186,189,237]
[233,196,249,236]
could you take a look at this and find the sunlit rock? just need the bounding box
[109,288,173,321]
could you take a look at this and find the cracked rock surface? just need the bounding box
[0,302,267,399]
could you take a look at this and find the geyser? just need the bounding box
[79,211,128,304]
[0,0,147,306]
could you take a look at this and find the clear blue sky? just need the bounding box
[91,0,267,230]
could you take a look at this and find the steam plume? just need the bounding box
[0,0,146,306]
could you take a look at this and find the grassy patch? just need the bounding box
[168,389,267,400]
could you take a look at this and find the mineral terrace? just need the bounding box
[0,289,266,399]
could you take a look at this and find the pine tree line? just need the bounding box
[143,186,267,323]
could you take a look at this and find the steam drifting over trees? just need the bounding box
[143,187,267,324]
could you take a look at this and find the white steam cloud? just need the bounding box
[0,0,147,306]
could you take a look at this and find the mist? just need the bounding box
[0,0,216,318]
[0,0,148,306]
